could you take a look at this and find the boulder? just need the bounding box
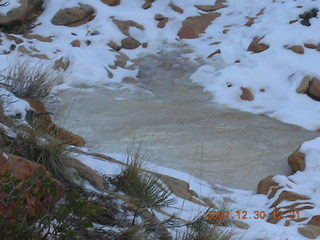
[240,87,254,101]
[0,0,43,26]
[296,76,311,94]
[154,14,169,28]
[195,0,227,12]
[0,150,63,222]
[285,45,304,54]
[304,43,318,49]
[168,2,184,14]
[307,77,320,101]
[287,147,305,172]
[70,40,80,47]
[178,13,221,39]
[247,37,269,53]
[308,216,320,227]
[112,19,144,36]
[121,37,141,49]
[298,225,320,239]
[257,175,278,195]
[101,0,121,6]
[51,4,95,27]
[142,0,154,9]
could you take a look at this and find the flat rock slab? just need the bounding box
[55,49,318,190]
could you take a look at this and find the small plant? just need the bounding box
[181,212,233,240]
[117,141,176,224]
[0,170,100,240]
[0,59,62,100]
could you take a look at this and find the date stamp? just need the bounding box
[205,210,301,220]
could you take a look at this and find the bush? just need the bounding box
[0,60,62,100]
[0,170,100,240]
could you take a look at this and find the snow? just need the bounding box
[1,0,320,239]
[0,88,30,120]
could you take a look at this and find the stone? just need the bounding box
[296,76,311,94]
[298,225,320,239]
[247,37,269,53]
[268,202,314,224]
[304,43,318,49]
[285,45,304,54]
[308,216,320,227]
[114,53,129,68]
[240,87,254,101]
[257,175,278,195]
[178,13,221,39]
[271,191,310,208]
[307,78,320,101]
[0,150,63,222]
[5,33,23,44]
[71,40,81,47]
[289,19,299,24]
[51,4,95,27]
[101,0,120,6]
[207,49,221,58]
[157,18,169,28]
[112,19,144,36]
[142,42,148,48]
[245,17,255,27]
[168,2,184,14]
[0,0,43,26]
[287,147,305,172]
[195,0,227,12]
[142,0,154,9]
[107,41,121,51]
[23,34,53,43]
[54,57,70,71]
[121,37,141,49]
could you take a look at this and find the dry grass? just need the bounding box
[0,59,63,100]
[117,140,176,227]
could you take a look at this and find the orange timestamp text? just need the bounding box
[205,210,301,220]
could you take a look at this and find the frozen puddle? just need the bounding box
[55,50,318,190]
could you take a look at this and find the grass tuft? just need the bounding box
[0,59,63,100]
